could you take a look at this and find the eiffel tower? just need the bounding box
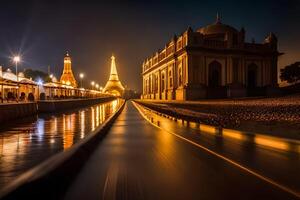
[103,55,125,96]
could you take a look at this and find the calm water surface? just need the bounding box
[0,99,122,189]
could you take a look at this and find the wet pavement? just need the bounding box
[0,99,122,189]
[64,101,299,200]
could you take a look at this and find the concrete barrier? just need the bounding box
[0,103,37,124]
[37,97,116,113]
[0,99,126,200]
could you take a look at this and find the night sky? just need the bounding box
[0,0,299,91]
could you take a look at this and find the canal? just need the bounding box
[0,99,122,189]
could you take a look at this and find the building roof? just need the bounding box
[197,14,238,35]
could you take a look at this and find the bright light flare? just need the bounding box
[13,56,20,63]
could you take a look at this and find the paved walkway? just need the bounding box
[64,101,297,200]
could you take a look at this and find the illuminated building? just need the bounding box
[103,55,125,96]
[60,52,77,87]
[142,15,281,100]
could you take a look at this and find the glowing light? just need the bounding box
[13,56,20,63]
[79,73,84,79]
[37,79,43,86]
[91,81,95,86]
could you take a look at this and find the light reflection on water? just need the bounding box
[0,99,122,189]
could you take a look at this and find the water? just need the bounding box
[0,99,122,189]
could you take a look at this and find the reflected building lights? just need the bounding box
[91,107,95,131]
[36,119,45,142]
[80,110,85,139]
[63,114,75,150]
[0,100,122,188]
[96,106,100,127]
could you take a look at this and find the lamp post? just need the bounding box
[95,84,99,90]
[79,73,84,88]
[91,81,95,90]
[13,56,20,102]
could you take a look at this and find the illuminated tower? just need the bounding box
[103,55,125,96]
[60,52,77,87]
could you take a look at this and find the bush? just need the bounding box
[280,62,300,84]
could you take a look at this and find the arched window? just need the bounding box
[178,67,183,86]
[208,61,222,87]
[169,70,173,88]
[155,74,158,93]
[247,63,258,88]
[161,72,165,91]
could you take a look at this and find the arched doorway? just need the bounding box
[208,61,222,87]
[247,63,258,88]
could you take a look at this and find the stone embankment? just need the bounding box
[136,94,300,140]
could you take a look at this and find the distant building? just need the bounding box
[60,52,77,87]
[103,55,125,96]
[142,15,281,100]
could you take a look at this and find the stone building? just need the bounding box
[60,52,77,87]
[142,16,281,100]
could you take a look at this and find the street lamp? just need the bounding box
[79,73,84,88]
[91,81,95,90]
[95,84,99,90]
[13,56,21,101]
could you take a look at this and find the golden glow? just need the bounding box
[91,107,95,131]
[80,110,85,139]
[254,135,289,152]
[199,124,216,134]
[63,114,75,150]
[222,129,245,140]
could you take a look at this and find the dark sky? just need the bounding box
[0,0,299,91]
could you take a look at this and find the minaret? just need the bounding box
[60,52,77,87]
[103,55,125,96]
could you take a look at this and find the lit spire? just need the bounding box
[110,54,119,80]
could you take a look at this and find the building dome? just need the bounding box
[197,14,238,35]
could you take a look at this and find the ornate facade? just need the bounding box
[142,16,281,100]
[103,55,125,96]
[60,52,77,87]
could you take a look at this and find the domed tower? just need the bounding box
[103,55,125,96]
[60,52,77,87]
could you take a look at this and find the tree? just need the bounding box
[23,69,52,82]
[280,62,300,84]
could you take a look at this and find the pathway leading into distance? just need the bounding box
[63,101,298,200]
